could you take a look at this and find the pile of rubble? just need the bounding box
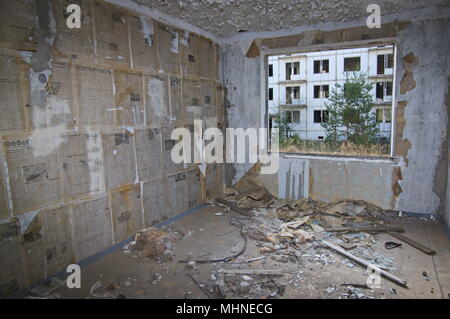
[113,164,434,299]
[202,165,418,298]
[216,170,389,256]
[123,226,184,261]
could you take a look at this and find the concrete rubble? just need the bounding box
[190,173,398,298]
[108,168,427,299]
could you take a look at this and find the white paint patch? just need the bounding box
[47,4,57,45]
[170,31,179,53]
[139,15,154,47]
[180,30,189,46]
[30,126,66,158]
[148,77,167,117]
[1,152,13,214]
[86,130,106,194]
[20,51,32,64]
[198,163,207,177]
[29,70,72,157]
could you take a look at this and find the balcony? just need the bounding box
[280,97,307,108]
[375,96,392,105]
[279,75,306,84]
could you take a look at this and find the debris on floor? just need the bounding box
[111,165,444,299]
[123,226,184,261]
[196,166,415,297]
[27,277,65,299]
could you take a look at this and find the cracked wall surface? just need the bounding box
[0,0,223,297]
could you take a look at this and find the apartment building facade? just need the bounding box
[268,45,394,141]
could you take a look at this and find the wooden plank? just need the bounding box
[370,219,436,255]
[387,232,436,255]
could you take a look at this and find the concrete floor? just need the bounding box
[44,205,450,299]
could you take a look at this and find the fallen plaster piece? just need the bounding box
[16,209,40,234]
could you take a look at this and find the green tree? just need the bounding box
[322,73,379,146]
[272,111,292,143]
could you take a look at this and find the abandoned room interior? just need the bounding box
[0,0,449,301]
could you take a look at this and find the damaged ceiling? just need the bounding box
[131,0,448,38]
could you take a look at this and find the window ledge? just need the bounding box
[281,152,399,164]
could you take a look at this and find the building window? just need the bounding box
[344,57,361,71]
[314,85,329,99]
[269,64,273,77]
[285,111,292,123]
[292,110,300,124]
[376,109,383,123]
[376,81,393,99]
[386,81,393,96]
[313,59,329,73]
[286,62,300,80]
[377,53,394,74]
[376,108,392,123]
[268,88,273,101]
[286,86,300,103]
[314,110,329,123]
[285,110,301,124]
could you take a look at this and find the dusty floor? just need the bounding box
[28,204,450,299]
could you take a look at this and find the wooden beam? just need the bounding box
[386,232,436,255]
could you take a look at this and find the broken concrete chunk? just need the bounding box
[186,261,197,269]
[126,227,182,260]
[339,242,357,250]
[310,223,325,233]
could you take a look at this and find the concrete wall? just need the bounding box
[394,18,450,217]
[0,0,223,297]
[221,43,261,185]
[221,17,450,221]
[278,154,397,210]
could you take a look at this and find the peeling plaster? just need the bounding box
[396,18,450,214]
[148,76,168,117]
[28,0,63,158]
